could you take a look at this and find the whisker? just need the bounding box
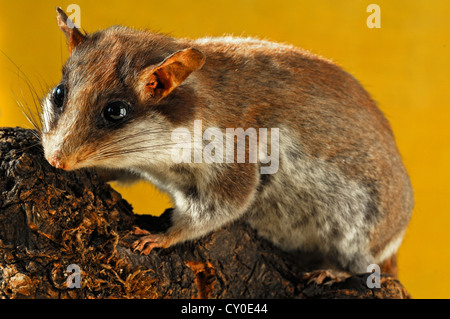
[84,141,190,162]
[93,129,176,154]
[35,73,50,97]
[0,135,42,160]
[11,87,40,132]
[20,73,43,131]
[19,141,43,153]
[2,50,43,134]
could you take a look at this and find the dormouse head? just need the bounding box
[41,8,205,171]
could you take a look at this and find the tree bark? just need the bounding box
[0,127,410,299]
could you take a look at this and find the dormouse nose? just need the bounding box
[47,151,69,170]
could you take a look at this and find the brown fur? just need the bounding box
[380,254,398,277]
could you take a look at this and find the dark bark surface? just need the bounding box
[0,127,410,299]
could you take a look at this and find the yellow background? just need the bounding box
[0,0,448,298]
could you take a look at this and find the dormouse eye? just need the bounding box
[53,84,65,108]
[103,101,128,123]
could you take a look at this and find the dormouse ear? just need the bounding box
[137,48,206,102]
[56,7,85,54]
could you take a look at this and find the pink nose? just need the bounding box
[48,152,68,170]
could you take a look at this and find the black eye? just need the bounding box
[103,101,129,123]
[53,84,65,108]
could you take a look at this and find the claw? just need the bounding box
[132,229,165,255]
[303,269,350,286]
[133,226,152,236]
[131,225,181,255]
